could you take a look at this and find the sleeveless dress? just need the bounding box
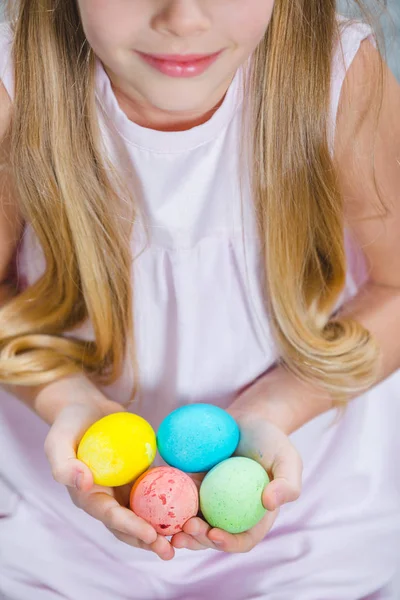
[1,17,399,600]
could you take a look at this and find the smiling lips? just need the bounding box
[136,50,223,78]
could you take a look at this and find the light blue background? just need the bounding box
[338,0,399,80]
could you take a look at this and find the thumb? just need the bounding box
[262,440,303,512]
[44,401,123,492]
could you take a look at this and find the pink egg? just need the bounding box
[130,466,199,536]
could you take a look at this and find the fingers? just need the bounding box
[149,535,175,561]
[173,508,280,554]
[172,517,219,551]
[111,531,175,561]
[172,532,210,551]
[262,442,303,512]
[231,414,303,514]
[45,400,180,560]
[44,401,121,491]
[207,509,279,554]
[69,486,158,546]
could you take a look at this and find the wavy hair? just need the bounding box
[0,0,387,403]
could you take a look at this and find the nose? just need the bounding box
[151,0,211,38]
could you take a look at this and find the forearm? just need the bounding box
[338,281,400,379]
[1,373,110,426]
[230,281,400,434]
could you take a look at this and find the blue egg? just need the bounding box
[157,403,240,473]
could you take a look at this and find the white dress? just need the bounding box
[0,17,399,600]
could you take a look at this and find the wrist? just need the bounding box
[229,364,334,435]
[34,372,118,425]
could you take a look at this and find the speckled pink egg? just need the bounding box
[130,466,199,536]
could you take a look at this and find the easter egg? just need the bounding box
[199,456,269,534]
[130,466,199,535]
[77,413,156,487]
[157,404,240,473]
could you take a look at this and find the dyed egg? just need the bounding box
[130,466,199,535]
[199,457,269,534]
[157,404,240,473]
[77,413,156,487]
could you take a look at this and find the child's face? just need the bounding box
[77,0,275,116]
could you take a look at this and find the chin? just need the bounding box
[152,99,208,115]
[143,83,220,115]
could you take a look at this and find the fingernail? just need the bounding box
[213,540,224,547]
[75,472,84,490]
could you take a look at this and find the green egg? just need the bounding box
[200,456,270,534]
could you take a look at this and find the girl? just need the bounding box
[0,0,399,598]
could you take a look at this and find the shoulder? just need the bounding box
[334,36,400,287]
[335,36,390,140]
[334,36,400,211]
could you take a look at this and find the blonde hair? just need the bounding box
[0,0,387,404]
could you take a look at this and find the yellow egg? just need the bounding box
[77,413,156,487]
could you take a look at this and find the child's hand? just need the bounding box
[43,393,175,560]
[172,405,302,553]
